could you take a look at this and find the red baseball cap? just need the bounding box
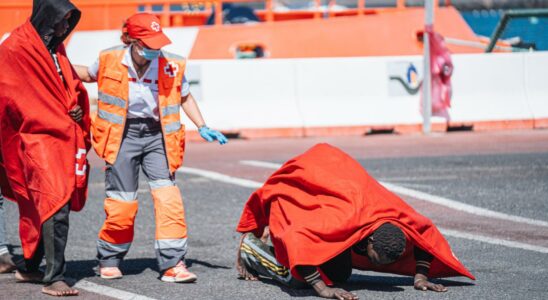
[125,13,171,50]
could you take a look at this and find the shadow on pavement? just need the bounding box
[65,258,159,281]
[342,274,475,293]
[186,258,231,270]
[65,257,232,282]
[243,273,475,297]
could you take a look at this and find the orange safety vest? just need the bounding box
[91,46,186,173]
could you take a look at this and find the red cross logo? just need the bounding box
[75,148,87,177]
[164,61,179,78]
[151,22,161,32]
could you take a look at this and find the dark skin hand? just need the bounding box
[312,280,358,300]
[414,273,447,292]
[236,233,258,281]
[236,229,273,281]
[69,105,83,122]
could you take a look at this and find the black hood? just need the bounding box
[30,0,81,51]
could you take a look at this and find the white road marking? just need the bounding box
[179,167,262,189]
[240,160,548,228]
[240,160,282,169]
[379,182,548,228]
[440,229,548,254]
[178,163,548,254]
[75,279,156,300]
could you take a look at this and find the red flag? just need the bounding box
[237,144,474,281]
[0,21,91,258]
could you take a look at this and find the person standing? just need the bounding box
[0,0,91,296]
[75,13,227,283]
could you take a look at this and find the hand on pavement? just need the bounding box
[317,286,358,300]
[236,233,258,281]
[414,276,447,292]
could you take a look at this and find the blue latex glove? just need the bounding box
[199,126,228,145]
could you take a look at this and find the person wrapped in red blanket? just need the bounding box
[0,0,90,296]
[236,144,474,299]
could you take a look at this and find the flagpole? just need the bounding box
[423,0,434,134]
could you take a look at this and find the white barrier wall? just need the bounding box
[185,56,424,131]
[186,52,547,133]
[449,53,532,123]
[186,52,548,134]
[185,59,304,130]
[523,52,548,124]
[295,57,423,127]
[66,30,548,135]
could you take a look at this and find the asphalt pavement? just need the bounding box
[1,130,547,299]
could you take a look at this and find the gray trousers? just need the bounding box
[0,192,8,255]
[97,118,187,272]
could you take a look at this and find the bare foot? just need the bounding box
[42,281,79,297]
[15,269,44,283]
[0,253,16,273]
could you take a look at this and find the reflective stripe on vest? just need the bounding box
[161,104,180,117]
[98,109,124,124]
[99,91,126,109]
[164,121,181,134]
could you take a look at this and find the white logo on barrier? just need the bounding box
[151,22,161,32]
[75,148,86,176]
[164,61,179,78]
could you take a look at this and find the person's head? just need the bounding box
[355,223,406,265]
[53,10,72,37]
[121,13,171,61]
[30,0,81,50]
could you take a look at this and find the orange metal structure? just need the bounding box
[190,7,482,59]
[0,0,484,59]
[3,0,439,32]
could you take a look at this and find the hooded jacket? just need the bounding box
[0,0,90,259]
[30,0,81,51]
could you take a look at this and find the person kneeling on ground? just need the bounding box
[236,144,475,299]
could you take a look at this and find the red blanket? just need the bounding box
[0,21,90,259]
[237,144,474,281]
